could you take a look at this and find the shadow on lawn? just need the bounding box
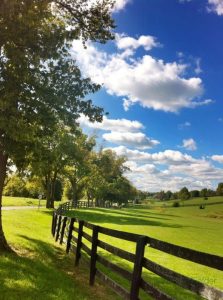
[0,235,117,300]
[64,209,186,229]
[0,238,75,300]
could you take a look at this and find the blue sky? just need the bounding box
[73,0,223,192]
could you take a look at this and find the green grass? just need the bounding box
[2,196,46,207]
[0,208,119,300]
[67,204,223,299]
[2,196,65,208]
[148,195,223,208]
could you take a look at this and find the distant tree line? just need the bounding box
[152,183,223,201]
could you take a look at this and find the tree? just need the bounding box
[178,187,190,201]
[200,188,208,198]
[190,190,200,198]
[216,182,223,196]
[0,0,114,252]
[63,133,96,207]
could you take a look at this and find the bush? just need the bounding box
[172,201,180,207]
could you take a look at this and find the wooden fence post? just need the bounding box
[51,212,55,235]
[52,213,58,237]
[75,220,84,266]
[60,216,67,245]
[89,225,99,286]
[66,218,75,254]
[55,215,62,242]
[130,236,147,300]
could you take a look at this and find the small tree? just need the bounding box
[216,182,223,196]
[178,187,190,201]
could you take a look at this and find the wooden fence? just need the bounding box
[51,212,223,300]
[56,200,112,214]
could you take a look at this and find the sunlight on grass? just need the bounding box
[67,204,223,299]
[0,209,120,300]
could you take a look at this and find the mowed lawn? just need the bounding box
[67,204,223,300]
[0,209,119,300]
[2,196,47,207]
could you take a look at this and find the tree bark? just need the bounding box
[0,150,13,253]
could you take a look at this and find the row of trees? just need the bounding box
[0,0,115,252]
[4,130,139,207]
[154,183,223,201]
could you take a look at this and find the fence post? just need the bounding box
[55,215,62,242]
[75,220,84,266]
[130,236,147,300]
[66,218,75,254]
[51,212,55,235]
[60,216,67,245]
[89,225,99,286]
[52,213,58,237]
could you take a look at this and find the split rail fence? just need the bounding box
[52,212,223,300]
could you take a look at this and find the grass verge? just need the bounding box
[0,209,120,300]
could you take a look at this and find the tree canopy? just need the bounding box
[0,0,115,252]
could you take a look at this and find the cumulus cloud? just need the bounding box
[208,0,223,15]
[108,146,196,165]
[102,132,160,149]
[77,114,144,132]
[181,138,197,151]
[211,155,223,163]
[107,146,223,191]
[116,34,159,51]
[71,35,212,113]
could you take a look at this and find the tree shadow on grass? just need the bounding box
[89,208,172,221]
[0,235,118,300]
[63,209,187,229]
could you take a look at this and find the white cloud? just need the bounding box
[208,0,223,15]
[178,121,191,129]
[181,138,197,151]
[71,36,213,113]
[112,0,131,12]
[211,155,223,163]
[108,146,196,165]
[116,34,159,51]
[194,58,202,74]
[107,146,223,191]
[77,114,144,132]
[88,0,130,12]
[102,132,160,149]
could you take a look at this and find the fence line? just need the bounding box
[51,212,223,300]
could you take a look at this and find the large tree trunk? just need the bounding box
[0,151,13,253]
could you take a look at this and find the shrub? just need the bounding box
[172,201,180,207]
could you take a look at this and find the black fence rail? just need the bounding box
[51,212,223,300]
[56,200,113,214]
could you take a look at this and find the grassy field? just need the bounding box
[0,208,119,300]
[2,196,65,208]
[67,203,223,299]
[145,195,223,208]
[2,196,47,207]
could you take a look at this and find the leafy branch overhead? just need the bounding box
[0,0,115,252]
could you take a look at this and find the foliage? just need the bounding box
[178,187,190,201]
[3,174,43,198]
[216,182,223,196]
[0,0,115,251]
[172,201,180,207]
[190,190,200,198]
